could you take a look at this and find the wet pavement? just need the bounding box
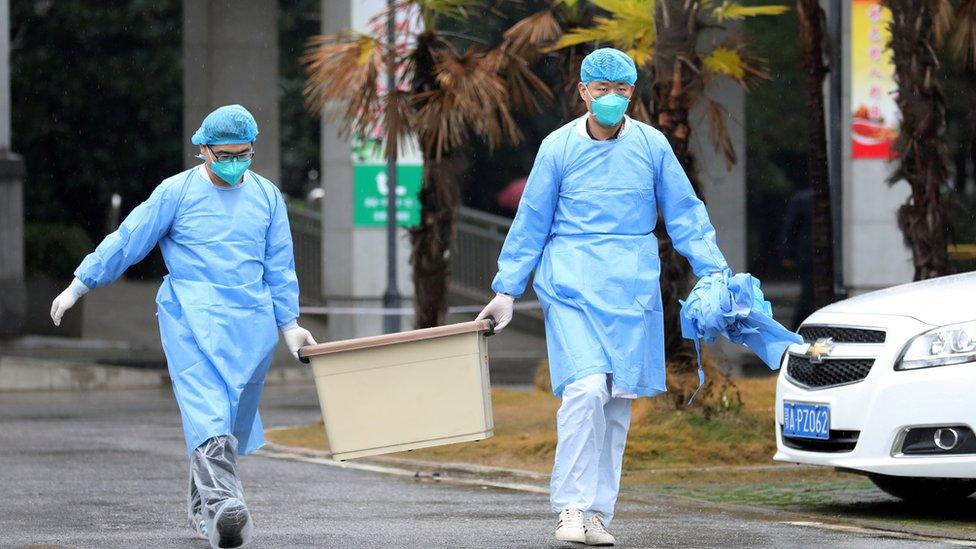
[0,384,961,548]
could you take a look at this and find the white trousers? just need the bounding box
[549,373,633,526]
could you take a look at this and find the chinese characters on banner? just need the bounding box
[851,0,899,158]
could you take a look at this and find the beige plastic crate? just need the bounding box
[298,320,495,461]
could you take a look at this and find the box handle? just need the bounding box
[484,318,497,337]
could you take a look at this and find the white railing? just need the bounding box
[287,203,542,323]
[453,207,543,322]
[286,202,323,305]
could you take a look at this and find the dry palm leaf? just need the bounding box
[950,0,976,68]
[503,9,563,55]
[301,33,386,138]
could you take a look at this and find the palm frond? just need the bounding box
[702,43,771,89]
[302,32,387,138]
[702,46,746,79]
[413,49,523,159]
[549,18,654,57]
[930,0,953,44]
[546,0,655,66]
[503,10,563,54]
[704,99,737,168]
[409,0,478,21]
[486,44,555,116]
[549,25,609,50]
[379,87,417,162]
[949,0,976,67]
[710,1,790,23]
[628,98,654,125]
[589,0,655,19]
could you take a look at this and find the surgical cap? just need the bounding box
[580,48,638,85]
[191,104,259,145]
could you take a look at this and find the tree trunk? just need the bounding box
[407,32,463,329]
[969,68,976,195]
[653,0,700,370]
[796,0,836,310]
[884,0,951,280]
[653,0,739,412]
[409,155,464,328]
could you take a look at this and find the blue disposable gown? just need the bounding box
[680,271,803,370]
[75,166,299,455]
[492,117,729,397]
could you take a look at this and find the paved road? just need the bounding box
[0,385,952,548]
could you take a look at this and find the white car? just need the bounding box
[774,272,976,502]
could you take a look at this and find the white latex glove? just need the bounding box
[50,278,90,327]
[476,293,514,333]
[282,323,317,362]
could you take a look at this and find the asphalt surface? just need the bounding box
[0,384,955,548]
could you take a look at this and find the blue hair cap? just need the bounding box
[580,48,638,85]
[191,104,259,145]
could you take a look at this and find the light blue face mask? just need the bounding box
[210,158,251,186]
[586,88,630,127]
[199,148,252,186]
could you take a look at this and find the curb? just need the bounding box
[0,356,168,391]
[259,436,976,545]
[0,355,314,392]
[259,436,548,482]
[256,441,549,494]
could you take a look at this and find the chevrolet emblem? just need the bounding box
[806,338,834,363]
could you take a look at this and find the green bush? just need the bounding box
[24,223,93,281]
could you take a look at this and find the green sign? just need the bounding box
[353,164,423,228]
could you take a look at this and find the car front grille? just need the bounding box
[782,428,860,453]
[786,355,875,389]
[798,326,886,344]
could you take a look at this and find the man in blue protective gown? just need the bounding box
[49,105,316,548]
[477,49,731,546]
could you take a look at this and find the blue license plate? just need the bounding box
[783,401,830,440]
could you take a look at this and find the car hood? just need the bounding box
[818,272,976,326]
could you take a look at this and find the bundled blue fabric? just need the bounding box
[679,270,803,403]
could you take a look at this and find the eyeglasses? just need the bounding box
[207,145,255,162]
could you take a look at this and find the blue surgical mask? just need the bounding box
[586,88,630,127]
[210,158,251,186]
[200,148,252,185]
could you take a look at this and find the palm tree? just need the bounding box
[796,0,835,309]
[950,0,976,67]
[948,0,976,210]
[302,1,554,328]
[882,0,976,280]
[883,0,952,280]
[543,0,788,408]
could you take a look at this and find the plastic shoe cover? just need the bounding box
[190,435,252,547]
[187,476,207,539]
[207,497,252,549]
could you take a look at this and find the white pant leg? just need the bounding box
[550,373,611,514]
[590,396,632,525]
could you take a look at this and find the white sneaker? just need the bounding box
[584,513,616,546]
[555,508,586,543]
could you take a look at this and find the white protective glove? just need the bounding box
[476,293,515,333]
[281,322,317,362]
[50,278,90,326]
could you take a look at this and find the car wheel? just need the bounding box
[868,474,976,504]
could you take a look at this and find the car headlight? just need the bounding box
[896,320,976,370]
